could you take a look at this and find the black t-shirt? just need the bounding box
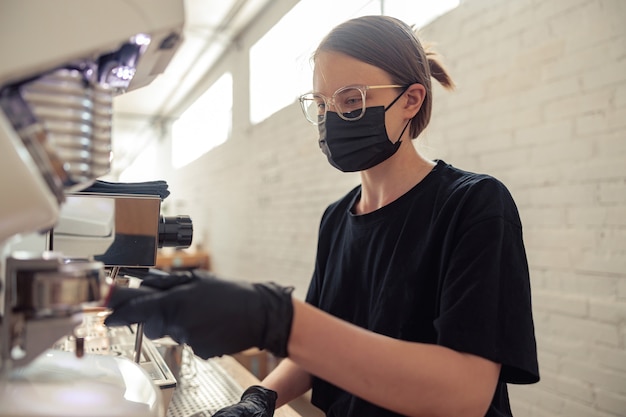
[305,160,539,417]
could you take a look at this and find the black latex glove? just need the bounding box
[129,268,197,289]
[104,270,294,359]
[213,385,277,417]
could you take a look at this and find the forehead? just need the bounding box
[313,51,392,95]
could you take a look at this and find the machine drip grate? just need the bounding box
[167,355,243,417]
[53,322,243,416]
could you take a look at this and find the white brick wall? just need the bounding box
[146,0,626,415]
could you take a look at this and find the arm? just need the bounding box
[261,358,312,408]
[104,271,499,416]
[288,300,500,417]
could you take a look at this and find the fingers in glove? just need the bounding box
[105,286,156,310]
[140,270,197,290]
[242,385,278,410]
[104,287,161,327]
[104,286,187,343]
[212,385,277,417]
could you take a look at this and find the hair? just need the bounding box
[313,15,455,138]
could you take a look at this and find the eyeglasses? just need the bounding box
[298,84,406,125]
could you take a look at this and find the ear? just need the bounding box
[404,83,426,118]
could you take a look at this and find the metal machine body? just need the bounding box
[0,1,185,416]
[0,0,185,243]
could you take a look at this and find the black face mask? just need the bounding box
[318,90,411,172]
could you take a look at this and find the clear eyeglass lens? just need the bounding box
[300,87,366,124]
[301,94,324,124]
[334,87,365,119]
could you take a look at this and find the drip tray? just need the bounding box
[54,324,177,411]
[55,323,244,416]
[167,354,243,417]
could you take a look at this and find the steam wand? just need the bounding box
[109,266,144,363]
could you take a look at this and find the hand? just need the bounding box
[104,270,294,359]
[213,385,277,417]
[130,268,198,289]
[117,267,197,289]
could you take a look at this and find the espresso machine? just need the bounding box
[0,1,185,415]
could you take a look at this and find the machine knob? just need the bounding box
[158,215,193,249]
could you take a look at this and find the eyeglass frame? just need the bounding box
[298,84,408,125]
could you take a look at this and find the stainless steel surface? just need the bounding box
[135,322,145,363]
[166,355,242,417]
[0,3,185,414]
[14,260,103,317]
[54,322,177,411]
[20,68,113,184]
[1,252,104,370]
[53,321,251,417]
[55,322,176,386]
[53,193,162,267]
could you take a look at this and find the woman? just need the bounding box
[106,15,539,417]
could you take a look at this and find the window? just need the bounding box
[249,0,378,125]
[248,0,459,125]
[172,72,233,168]
[119,140,157,182]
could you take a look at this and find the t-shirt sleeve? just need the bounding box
[434,178,539,384]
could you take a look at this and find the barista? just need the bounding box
[106,15,539,417]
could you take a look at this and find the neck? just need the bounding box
[354,143,434,215]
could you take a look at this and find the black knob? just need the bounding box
[158,215,193,249]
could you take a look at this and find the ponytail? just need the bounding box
[425,47,455,91]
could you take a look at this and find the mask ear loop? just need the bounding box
[383,85,411,111]
[384,85,413,144]
[388,118,412,145]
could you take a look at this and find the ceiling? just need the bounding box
[109,0,274,176]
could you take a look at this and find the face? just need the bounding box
[313,50,419,141]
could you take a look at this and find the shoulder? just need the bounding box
[434,161,507,193]
[432,161,521,226]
